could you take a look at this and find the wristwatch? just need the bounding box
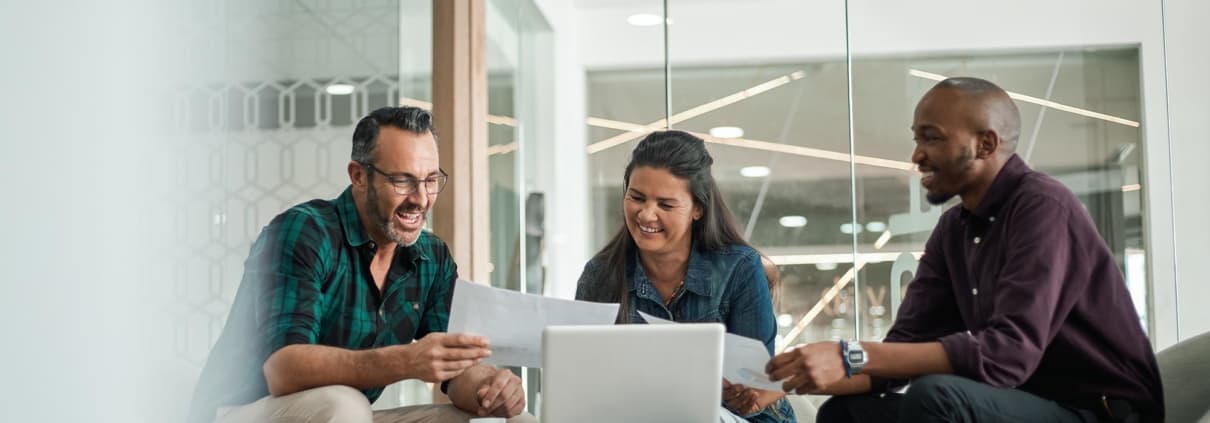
[840,340,867,377]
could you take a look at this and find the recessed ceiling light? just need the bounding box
[815,262,838,271]
[840,223,864,234]
[740,166,770,178]
[709,126,744,139]
[325,84,355,95]
[779,216,807,228]
[865,221,887,233]
[627,13,662,26]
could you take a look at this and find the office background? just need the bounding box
[1,0,1207,421]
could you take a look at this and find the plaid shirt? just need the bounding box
[189,186,457,423]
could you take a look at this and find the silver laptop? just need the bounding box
[540,324,724,423]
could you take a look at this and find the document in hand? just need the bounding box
[447,279,620,368]
[638,311,784,391]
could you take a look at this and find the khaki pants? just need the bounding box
[216,385,538,423]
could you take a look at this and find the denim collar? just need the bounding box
[628,246,713,299]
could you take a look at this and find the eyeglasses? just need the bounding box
[363,163,448,196]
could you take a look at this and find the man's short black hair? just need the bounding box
[933,77,1021,149]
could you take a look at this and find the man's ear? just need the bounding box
[348,161,367,188]
[976,130,1001,159]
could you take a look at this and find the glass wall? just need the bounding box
[163,0,432,413]
[166,0,557,415]
[485,0,553,414]
[580,0,1164,358]
[487,0,549,295]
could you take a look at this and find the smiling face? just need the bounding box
[353,126,441,247]
[623,166,702,257]
[911,87,982,205]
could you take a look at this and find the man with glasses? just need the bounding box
[189,106,534,423]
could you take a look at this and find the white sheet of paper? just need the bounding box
[637,310,784,391]
[447,279,620,368]
[721,333,784,391]
[636,310,674,325]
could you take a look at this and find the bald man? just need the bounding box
[766,78,1163,423]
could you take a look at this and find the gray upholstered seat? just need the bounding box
[1157,331,1210,423]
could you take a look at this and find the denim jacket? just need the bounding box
[576,244,795,423]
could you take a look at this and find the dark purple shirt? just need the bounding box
[880,154,1164,415]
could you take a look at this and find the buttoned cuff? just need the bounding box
[938,331,978,380]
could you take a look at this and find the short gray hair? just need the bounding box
[351,106,437,164]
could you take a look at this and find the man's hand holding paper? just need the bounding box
[447,280,619,368]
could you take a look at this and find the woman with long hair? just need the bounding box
[576,130,794,422]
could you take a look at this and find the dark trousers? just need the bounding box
[817,375,1099,423]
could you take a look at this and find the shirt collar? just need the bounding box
[966,154,1031,220]
[403,232,432,262]
[336,186,371,247]
[335,185,431,262]
[628,245,713,297]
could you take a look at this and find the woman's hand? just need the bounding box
[723,379,785,416]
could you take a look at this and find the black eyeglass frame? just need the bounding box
[362,163,449,196]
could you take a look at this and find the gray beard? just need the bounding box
[366,185,419,247]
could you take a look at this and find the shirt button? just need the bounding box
[988,216,996,223]
[413,303,420,311]
[973,237,981,244]
[972,288,979,295]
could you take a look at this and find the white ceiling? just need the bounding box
[572,0,753,9]
[572,0,1157,69]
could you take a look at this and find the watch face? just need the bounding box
[848,350,863,362]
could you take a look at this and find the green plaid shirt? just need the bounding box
[189,186,457,423]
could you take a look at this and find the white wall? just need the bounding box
[0,1,176,421]
[1163,0,1210,342]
